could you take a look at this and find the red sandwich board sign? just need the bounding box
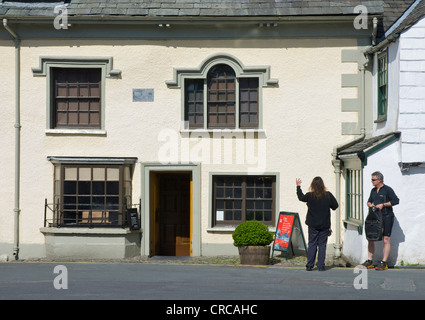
[272,212,307,260]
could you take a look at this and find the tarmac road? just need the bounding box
[0,262,424,301]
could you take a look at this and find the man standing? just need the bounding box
[362,171,399,270]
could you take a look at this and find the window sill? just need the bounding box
[207,226,276,233]
[40,227,141,235]
[45,129,107,136]
[374,116,387,123]
[343,218,363,227]
[343,218,363,235]
[180,129,266,135]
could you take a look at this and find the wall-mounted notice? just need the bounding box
[216,210,224,221]
[133,89,154,102]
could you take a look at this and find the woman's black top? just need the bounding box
[297,186,339,230]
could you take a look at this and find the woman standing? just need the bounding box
[296,177,338,271]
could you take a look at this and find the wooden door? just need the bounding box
[159,173,191,256]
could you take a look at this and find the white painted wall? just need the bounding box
[343,16,425,266]
[343,139,425,266]
[398,16,425,162]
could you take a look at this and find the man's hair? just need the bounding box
[371,171,384,182]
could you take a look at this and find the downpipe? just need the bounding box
[331,40,370,264]
[3,19,21,260]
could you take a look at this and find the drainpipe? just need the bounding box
[3,19,21,260]
[331,43,370,264]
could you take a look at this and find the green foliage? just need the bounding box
[232,220,274,247]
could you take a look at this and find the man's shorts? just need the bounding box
[382,212,394,237]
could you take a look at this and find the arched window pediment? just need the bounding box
[166,53,278,88]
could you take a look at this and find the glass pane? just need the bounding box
[64,181,76,195]
[225,211,233,220]
[246,211,254,220]
[246,200,254,209]
[107,168,119,181]
[216,187,224,198]
[246,187,254,198]
[79,83,89,96]
[216,200,224,209]
[255,211,263,221]
[79,167,91,181]
[106,197,119,210]
[225,187,233,198]
[93,167,105,181]
[56,100,67,111]
[92,196,104,210]
[92,181,105,195]
[78,181,90,195]
[225,200,233,209]
[56,112,67,125]
[64,196,76,209]
[79,100,89,111]
[78,196,91,209]
[68,83,78,96]
[64,167,77,180]
[79,112,89,125]
[106,181,119,195]
[89,111,100,126]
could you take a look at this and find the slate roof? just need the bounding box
[388,0,425,35]
[0,0,385,19]
[1,1,421,39]
[338,132,400,159]
[382,0,417,31]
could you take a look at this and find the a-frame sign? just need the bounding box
[272,211,307,260]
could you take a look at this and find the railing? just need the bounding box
[44,199,140,228]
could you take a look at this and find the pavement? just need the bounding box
[1,254,424,300]
[0,254,423,319]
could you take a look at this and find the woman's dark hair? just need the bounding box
[309,176,327,199]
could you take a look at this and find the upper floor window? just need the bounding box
[32,57,121,134]
[167,54,278,131]
[377,50,388,122]
[185,64,259,129]
[52,68,101,129]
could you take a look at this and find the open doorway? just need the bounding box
[150,172,192,256]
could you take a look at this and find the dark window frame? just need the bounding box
[212,175,276,227]
[184,64,259,130]
[51,67,102,129]
[53,163,133,227]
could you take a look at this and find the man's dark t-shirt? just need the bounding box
[367,184,399,214]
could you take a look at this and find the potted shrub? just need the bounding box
[232,220,274,265]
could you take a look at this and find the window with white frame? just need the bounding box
[377,50,388,122]
[345,168,363,223]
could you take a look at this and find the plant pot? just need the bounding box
[238,245,271,265]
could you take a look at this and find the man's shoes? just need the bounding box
[375,260,388,271]
[361,259,375,269]
[306,266,313,271]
